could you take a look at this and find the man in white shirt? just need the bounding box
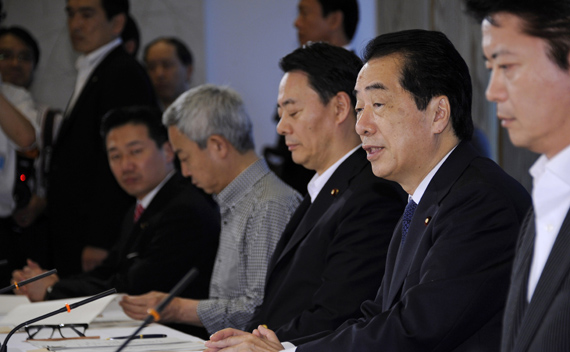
[0,20,39,286]
[0,81,37,286]
[466,1,570,351]
[46,0,156,277]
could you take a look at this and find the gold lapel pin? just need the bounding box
[424,217,431,226]
[331,188,340,196]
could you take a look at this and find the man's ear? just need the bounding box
[207,134,229,159]
[333,91,352,125]
[431,96,451,135]
[325,10,343,32]
[111,13,126,37]
[161,141,175,163]
[185,64,194,83]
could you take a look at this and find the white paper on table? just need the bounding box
[92,294,135,324]
[0,294,30,314]
[27,336,206,351]
[0,294,119,327]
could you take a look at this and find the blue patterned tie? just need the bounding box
[401,199,417,244]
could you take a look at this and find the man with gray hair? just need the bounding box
[120,84,302,334]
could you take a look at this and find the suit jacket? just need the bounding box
[246,148,407,340]
[46,173,220,299]
[47,45,156,277]
[501,207,570,352]
[297,141,531,351]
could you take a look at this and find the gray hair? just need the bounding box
[163,84,255,152]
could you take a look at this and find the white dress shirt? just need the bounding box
[527,144,570,301]
[307,144,361,202]
[66,38,122,115]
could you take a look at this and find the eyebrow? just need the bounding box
[484,48,515,61]
[354,82,387,96]
[277,98,296,109]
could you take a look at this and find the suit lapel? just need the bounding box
[383,141,478,309]
[271,149,367,270]
[514,208,570,351]
[502,209,534,352]
[384,198,439,309]
[267,196,311,274]
[57,47,120,142]
[121,173,182,260]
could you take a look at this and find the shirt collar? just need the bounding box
[213,159,269,211]
[75,38,122,72]
[137,170,175,209]
[307,145,361,202]
[530,143,570,187]
[411,145,457,205]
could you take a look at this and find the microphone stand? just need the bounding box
[0,288,116,352]
[0,269,58,294]
[115,268,199,352]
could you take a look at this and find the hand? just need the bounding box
[120,291,170,321]
[81,246,109,272]
[204,326,284,352]
[120,293,201,325]
[12,195,46,228]
[11,259,59,301]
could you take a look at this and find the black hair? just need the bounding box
[317,0,359,41]
[144,37,193,66]
[100,0,129,21]
[280,41,362,108]
[363,29,473,141]
[101,105,168,148]
[465,0,570,71]
[0,26,40,66]
[121,15,139,56]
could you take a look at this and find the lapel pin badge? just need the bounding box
[331,188,340,196]
[424,216,431,226]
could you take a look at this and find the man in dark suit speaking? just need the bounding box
[13,107,220,315]
[465,1,570,350]
[46,0,156,277]
[204,30,531,352]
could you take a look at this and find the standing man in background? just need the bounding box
[294,0,358,49]
[143,37,193,111]
[466,1,570,350]
[47,0,156,277]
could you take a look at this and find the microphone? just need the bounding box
[115,267,199,352]
[0,288,116,352]
[0,269,58,294]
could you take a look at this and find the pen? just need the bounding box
[108,334,167,340]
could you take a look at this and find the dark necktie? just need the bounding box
[133,203,145,223]
[401,199,417,244]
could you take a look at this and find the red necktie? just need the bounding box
[134,203,145,223]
